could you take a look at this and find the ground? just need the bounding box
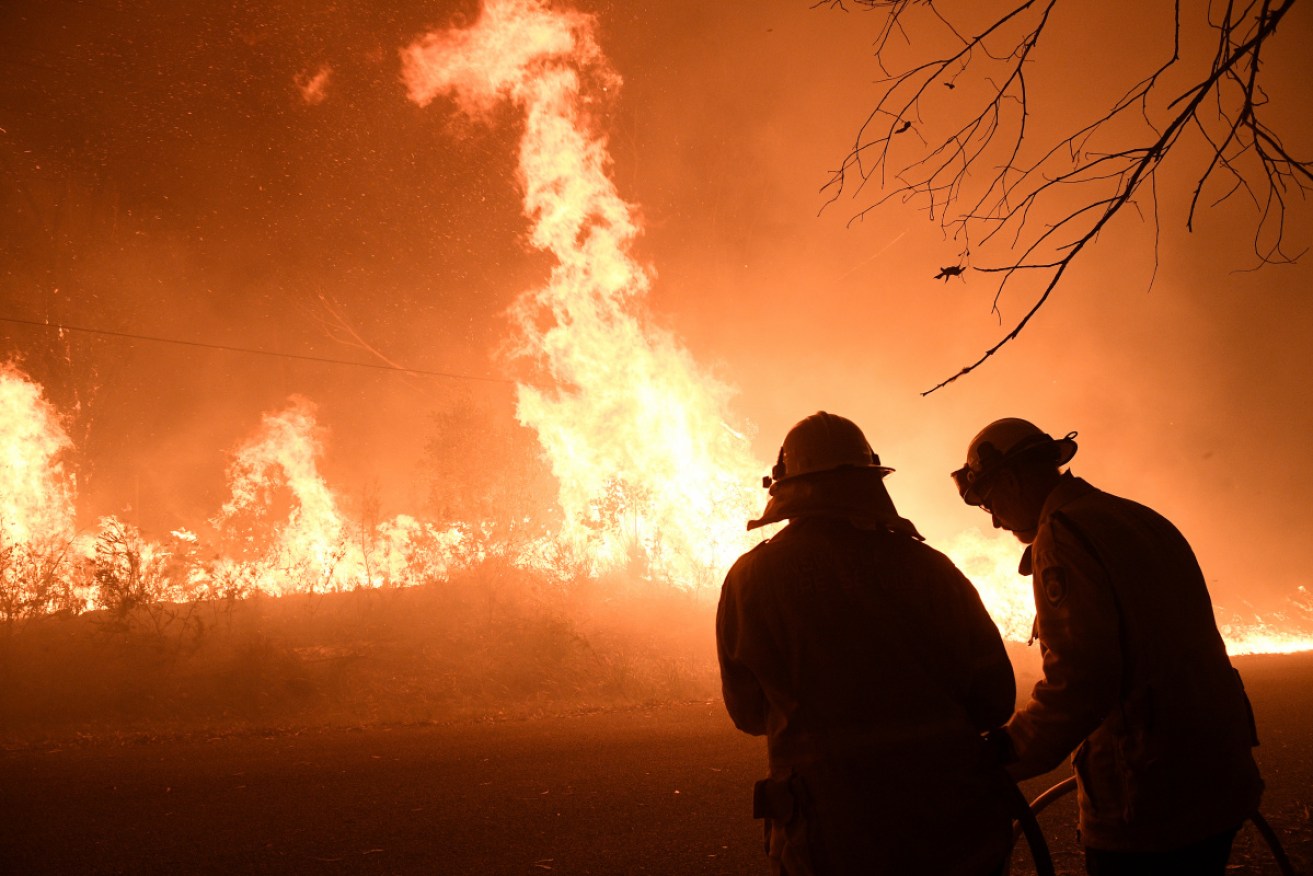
[2,652,1310,875]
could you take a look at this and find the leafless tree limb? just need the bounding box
[820,0,1310,394]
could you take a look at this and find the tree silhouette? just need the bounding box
[820,0,1311,393]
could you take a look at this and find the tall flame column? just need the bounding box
[402,0,762,588]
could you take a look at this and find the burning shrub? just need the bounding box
[0,363,83,625]
[0,532,83,625]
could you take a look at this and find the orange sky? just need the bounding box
[1,0,1310,618]
[599,1,1313,613]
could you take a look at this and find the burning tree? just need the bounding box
[821,0,1311,392]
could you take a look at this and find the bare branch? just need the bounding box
[821,0,1311,393]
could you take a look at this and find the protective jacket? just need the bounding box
[1006,474,1263,852]
[718,500,1016,875]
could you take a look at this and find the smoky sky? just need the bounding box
[2,0,1311,614]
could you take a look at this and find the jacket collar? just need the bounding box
[1038,472,1095,526]
[1018,473,1093,575]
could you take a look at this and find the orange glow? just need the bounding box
[940,529,1313,657]
[2,355,1310,655]
[1,2,1309,660]
[0,363,76,547]
[1217,586,1313,656]
[941,529,1038,644]
[216,396,348,594]
[402,0,763,587]
[210,395,469,595]
[0,364,84,615]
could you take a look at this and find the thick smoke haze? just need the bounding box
[2,0,1311,622]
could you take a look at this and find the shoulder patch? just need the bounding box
[1041,566,1069,607]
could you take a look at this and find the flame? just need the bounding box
[3,356,1312,653]
[211,396,469,595]
[0,362,76,547]
[941,528,1037,643]
[0,363,84,617]
[2,4,1310,658]
[214,396,347,594]
[941,526,1313,657]
[402,0,763,587]
[1217,586,1313,656]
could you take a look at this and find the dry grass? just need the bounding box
[0,563,721,744]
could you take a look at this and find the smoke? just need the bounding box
[587,1,1313,618]
[1,0,1310,644]
[400,0,764,586]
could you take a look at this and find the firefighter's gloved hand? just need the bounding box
[983,727,1017,767]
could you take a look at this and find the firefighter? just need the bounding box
[717,412,1017,875]
[953,418,1263,875]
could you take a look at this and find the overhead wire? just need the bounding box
[0,314,522,386]
[2,3,540,392]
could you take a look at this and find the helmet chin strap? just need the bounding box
[766,445,786,488]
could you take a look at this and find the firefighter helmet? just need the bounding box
[952,418,1077,505]
[764,411,893,488]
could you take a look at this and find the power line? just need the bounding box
[1,314,521,385]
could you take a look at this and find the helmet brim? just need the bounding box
[749,465,906,532]
[955,434,1077,506]
[772,462,894,486]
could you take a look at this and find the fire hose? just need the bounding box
[1002,775,1298,876]
[1002,775,1058,876]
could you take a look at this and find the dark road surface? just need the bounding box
[4,653,1311,875]
[3,703,768,875]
